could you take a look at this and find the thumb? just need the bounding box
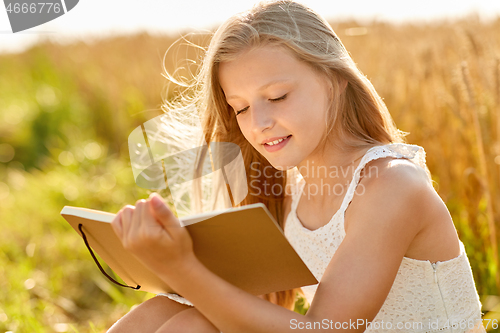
[149,194,180,228]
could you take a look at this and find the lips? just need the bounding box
[262,135,292,153]
[262,135,292,145]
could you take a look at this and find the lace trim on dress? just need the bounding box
[156,292,194,307]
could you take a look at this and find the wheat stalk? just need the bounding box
[461,61,500,292]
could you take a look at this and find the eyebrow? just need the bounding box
[225,79,292,101]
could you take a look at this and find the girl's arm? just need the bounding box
[113,162,430,332]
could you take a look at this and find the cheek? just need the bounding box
[236,120,255,146]
[294,94,324,119]
[235,118,246,136]
[301,102,328,136]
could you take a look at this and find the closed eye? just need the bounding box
[270,94,287,102]
[235,106,249,116]
[235,94,288,116]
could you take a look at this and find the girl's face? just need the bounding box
[218,44,332,170]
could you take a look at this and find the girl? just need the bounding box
[108,1,486,332]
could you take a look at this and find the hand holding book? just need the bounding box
[111,193,198,284]
[61,200,317,296]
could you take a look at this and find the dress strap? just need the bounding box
[337,143,427,216]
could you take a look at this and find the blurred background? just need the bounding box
[1,0,500,332]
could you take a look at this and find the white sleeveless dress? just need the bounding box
[284,143,486,333]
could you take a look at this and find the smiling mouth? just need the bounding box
[264,135,292,146]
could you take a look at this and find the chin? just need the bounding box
[272,165,286,171]
[267,160,296,172]
[258,149,299,171]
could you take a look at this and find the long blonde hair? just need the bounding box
[159,0,408,310]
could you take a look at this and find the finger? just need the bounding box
[111,210,123,239]
[148,192,166,205]
[141,197,171,240]
[148,192,160,200]
[121,205,135,241]
[149,193,182,232]
[146,197,172,240]
[130,200,147,238]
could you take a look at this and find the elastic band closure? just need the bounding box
[78,224,141,290]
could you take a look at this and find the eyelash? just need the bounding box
[235,94,288,116]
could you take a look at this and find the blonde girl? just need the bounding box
[108,0,486,332]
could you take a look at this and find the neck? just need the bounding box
[296,143,376,204]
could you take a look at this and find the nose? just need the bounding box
[250,101,274,135]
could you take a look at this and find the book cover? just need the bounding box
[61,203,318,296]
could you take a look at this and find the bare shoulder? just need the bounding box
[346,156,460,261]
[346,156,434,234]
[359,156,432,187]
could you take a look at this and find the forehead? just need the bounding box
[218,45,312,91]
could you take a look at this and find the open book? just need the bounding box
[60,203,318,296]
